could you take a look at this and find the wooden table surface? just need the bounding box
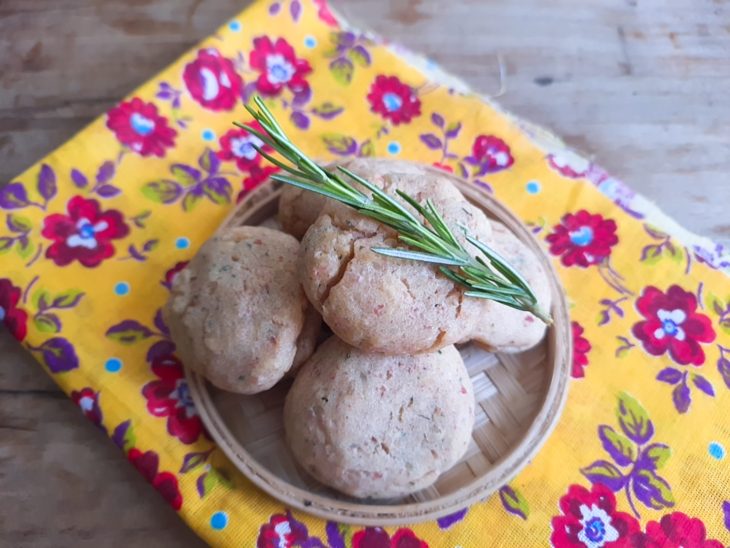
[1,0,728,546]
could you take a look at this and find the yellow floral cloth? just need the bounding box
[2,0,730,546]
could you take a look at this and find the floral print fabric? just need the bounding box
[1,1,729,546]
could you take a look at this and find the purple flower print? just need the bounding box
[581,392,674,519]
[140,148,232,211]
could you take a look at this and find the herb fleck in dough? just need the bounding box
[165,226,320,394]
[284,337,475,498]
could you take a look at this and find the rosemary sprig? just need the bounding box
[236,96,551,324]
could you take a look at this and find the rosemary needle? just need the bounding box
[236,96,552,324]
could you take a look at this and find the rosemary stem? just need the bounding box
[528,304,553,325]
[236,95,552,325]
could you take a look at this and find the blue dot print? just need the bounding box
[114,282,130,296]
[210,511,228,530]
[202,129,216,142]
[228,20,241,32]
[709,442,725,460]
[526,181,541,194]
[304,36,317,48]
[387,141,401,155]
[176,237,190,250]
[105,358,123,373]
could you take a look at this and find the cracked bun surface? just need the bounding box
[277,159,429,239]
[298,159,493,355]
[298,159,550,354]
[284,337,475,498]
[165,226,319,394]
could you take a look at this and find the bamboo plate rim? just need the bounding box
[185,167,572,525]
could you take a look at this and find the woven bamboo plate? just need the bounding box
[185,166,572,525]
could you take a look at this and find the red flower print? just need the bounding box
[0,279,28,342]
[106,97,177,157]
[183,48,243,111]
[217,121,271,172]
[314,0,338,26]
[551,483,640,547]
[632,285,715,366]
[71,387,103,428]
[352,528,391,548]
[257,511,309,548]
[432,162,454,173]
[128,448,183,510]
[572,321,592,378]
[218,120,279,202]
[245,166,278,190]
[352,527,429,548]
[390,529,429,548]
[162,261,188,289]
[249,36,312,96]
[367,75,422,125]
[546,210,618,268]
[547,151,591,179]
[152,472,182,511]
[633,512,723,548]
[141,355,203,444]
[471,135,514,174]
[241,166,278,198]
[41,196,130,267]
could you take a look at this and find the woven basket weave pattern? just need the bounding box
[186,170,571,525]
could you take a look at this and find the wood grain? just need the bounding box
[0,335,206,547]
[1,0,728,545]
